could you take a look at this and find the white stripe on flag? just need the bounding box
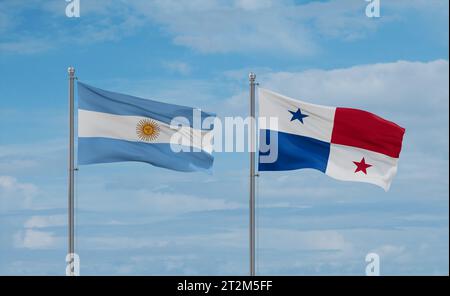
[78,109,213,153]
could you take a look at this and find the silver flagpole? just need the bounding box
[249,72,256,276]
[67,67,75,276]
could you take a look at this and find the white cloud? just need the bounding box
[217,91,248,117]
[0,1,144,54]
[0,138,65,172]
[24,215,66,228]
[0,7,12,34]
[82,236,170,250]
[373,244,406,258]
[80,227,329,253]
[0,37,52,54]
[234,0,273,11]
[11,214,65,251]
[0,176,37,212]
[386,0,449,12]
[258,60,449,111]
[137,190,243,214]
[163,61,192,75]
[130,0,317,55]
[260,228,348,251]
[127,0,448,54]
[0,0,447,55]
[13,229,62,249]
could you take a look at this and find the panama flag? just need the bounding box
[258,88,405,191]
[77,82,215,172]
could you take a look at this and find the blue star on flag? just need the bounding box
[289,108,308,124]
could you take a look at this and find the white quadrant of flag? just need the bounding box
[259,88,335,142]
[326,144,399,191]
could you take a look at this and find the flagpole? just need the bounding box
[67,66,75,276]
[249,72,256,276]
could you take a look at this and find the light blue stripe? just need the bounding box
[258,129,330,172]
[78,137,213,172]
[77,82,214,129]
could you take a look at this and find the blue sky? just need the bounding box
[0,0,448,275]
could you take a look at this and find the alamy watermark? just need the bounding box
[365,0,381,18]
[65,253,80,276]
[365,252,380,276]
[65,0,80,18]
[160,110,280,163]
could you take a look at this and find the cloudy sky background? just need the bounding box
[0,0,448,275]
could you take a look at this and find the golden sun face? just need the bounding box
[136,119,160,142]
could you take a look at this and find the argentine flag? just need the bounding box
[258,88,405,191]
[77,82,215,172]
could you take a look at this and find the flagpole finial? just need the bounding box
[249,72,256,82]
[68,67,75,75]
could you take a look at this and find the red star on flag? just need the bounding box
[353,157,372,174]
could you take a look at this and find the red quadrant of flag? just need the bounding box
[331,107,405,158]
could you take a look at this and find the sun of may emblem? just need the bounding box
[136,119,160,142]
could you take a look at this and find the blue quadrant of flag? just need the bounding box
[259,129,330,172]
